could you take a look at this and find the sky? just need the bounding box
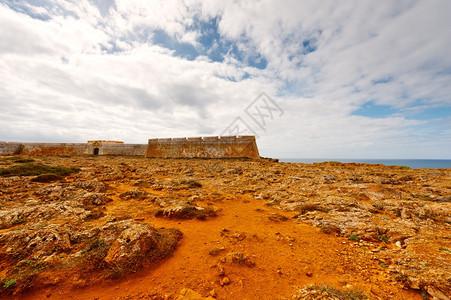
[0,0,450,159]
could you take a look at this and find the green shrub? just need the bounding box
[3,279,16,288]
[378,234,389,243]
[349,235,360,241]
[395,165,411,170]
[12,218,26,225]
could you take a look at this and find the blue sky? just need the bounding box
[0,0,450,158]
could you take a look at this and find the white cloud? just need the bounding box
[0,1,450,158]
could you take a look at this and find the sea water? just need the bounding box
[278,159,451,169]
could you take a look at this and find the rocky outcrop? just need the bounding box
[0,219,182,293]
[102,220,182,272]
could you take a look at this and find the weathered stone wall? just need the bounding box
[0,142,147,156]
[145,136,260,159]
[1,136,258,158]
[20,143,88,156]
[87,142,147,156]
[0,142,22,155]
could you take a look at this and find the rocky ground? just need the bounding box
[0,156,449,299]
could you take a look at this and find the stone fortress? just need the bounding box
[146,135,260,159]
[0,140,147,156]
[0,136,260,159]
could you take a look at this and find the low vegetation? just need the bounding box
[0,163,79,177]
[3,279,16,289]
[394,165,411,170]
[11,218,26,225]
[348,235,360,241]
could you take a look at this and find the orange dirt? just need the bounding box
[18,191,419,299]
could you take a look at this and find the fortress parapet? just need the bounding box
[145,135,260,159]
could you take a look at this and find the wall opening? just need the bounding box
[93,148,99,155]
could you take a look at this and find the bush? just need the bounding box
[3,279,16,288]
[349,235,360,241]
[378,234,389,243]
[395,165,411,169]
[12,218,26,225]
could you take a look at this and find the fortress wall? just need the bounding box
[0,142,23,155]
[145,135,260,159]
[20,143,88,156]
[0,142,147,156]
[93,143,147,156]
[1,136,258,158]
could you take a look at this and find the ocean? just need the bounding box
[278,158,451,169]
